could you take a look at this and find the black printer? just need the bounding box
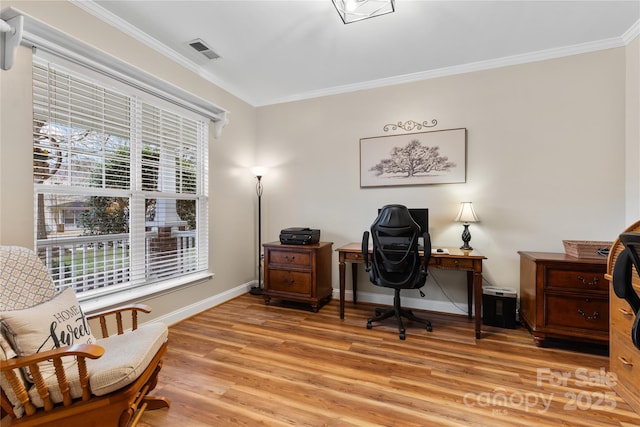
[279,227,320,245]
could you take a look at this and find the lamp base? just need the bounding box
[249,286,263,296]
[460,223,473,251]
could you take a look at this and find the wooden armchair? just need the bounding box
[0,246,170,426]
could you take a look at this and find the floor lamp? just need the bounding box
[250,168,266,295]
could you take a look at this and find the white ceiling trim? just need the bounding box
[622,19,640,44]
[75,1,639,108]
[266,35,633,107]
[71,0,248,104]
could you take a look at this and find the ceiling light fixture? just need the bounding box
[332,0,395,24]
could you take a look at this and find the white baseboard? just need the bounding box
[148,281,255,326]
[146,282,470,328]
[333,288,471,316]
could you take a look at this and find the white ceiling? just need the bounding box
[81,0,640,107]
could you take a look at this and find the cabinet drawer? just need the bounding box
[545,295,609,331]
[610,333,639,390]
[344,252,365,262]
[267,269,312,295]
[268,250,311,268]
[611,297,635,336]
[544,267,607,292]
[437,257,475,270]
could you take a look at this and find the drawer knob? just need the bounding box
[577,309,599,320]
[618,308,633,317]
[284,255,296,262]
[618,356,633,367]
[577,275,599,286]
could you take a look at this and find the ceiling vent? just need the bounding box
[188,39,220,60]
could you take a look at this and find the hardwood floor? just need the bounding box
[140,294,639,427]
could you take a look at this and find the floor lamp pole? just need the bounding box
[250,175,263,295]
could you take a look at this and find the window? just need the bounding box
[32,55,209,297]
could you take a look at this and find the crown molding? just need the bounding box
[622,19,640,44]
[72,1,639,108]
[264,34,632,107]
[71,0,254,105]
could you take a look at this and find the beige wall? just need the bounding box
[256,47,632,313]
[626,36,640,224]
[0,1,259,323]
[1,1,638,319]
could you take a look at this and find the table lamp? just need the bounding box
[454,202,479,250]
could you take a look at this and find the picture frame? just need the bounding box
[360,128,467,188]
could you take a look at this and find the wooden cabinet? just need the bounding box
[605,220,640,415]
[263,242,333,312]
[518,251,608,346]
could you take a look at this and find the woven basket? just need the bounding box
[562,240,613,259]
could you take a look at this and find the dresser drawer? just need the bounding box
[437,257,475,270]
[610,333,639,390]
[611,297,635,336]
[266,269,312,295]
[545,294,609,332]
[544,266,607,292]
[268,250,311,268]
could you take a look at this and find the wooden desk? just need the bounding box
[336,243,487,339]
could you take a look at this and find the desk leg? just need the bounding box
[466,271,473,319]
[473,270,483,339]
[339,258,346,319]
[351,263,358,304]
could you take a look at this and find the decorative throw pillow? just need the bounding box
[0,287,97,381]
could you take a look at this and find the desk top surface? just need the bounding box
[336,242,486,259]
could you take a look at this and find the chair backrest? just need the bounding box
[362,204,430,289]
[614,232,640,349]
[0,246,56,311]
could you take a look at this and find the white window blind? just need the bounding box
[32,55,209,297]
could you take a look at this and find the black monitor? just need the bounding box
[377,207,429,234]
[408,208,429,235]
[375,207,429,251]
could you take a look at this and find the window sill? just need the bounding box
[79,271,213,315]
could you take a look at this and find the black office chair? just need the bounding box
[362,204,432,340]
[613,232,640,349]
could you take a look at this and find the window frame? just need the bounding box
[31,49,214,306]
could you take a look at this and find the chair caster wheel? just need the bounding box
[366,322,372,329]
[426,325,433,332]
[399,332,406,340]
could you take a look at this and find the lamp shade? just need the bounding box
[332,0,395,24]
[251,166,268,178]
[454,202,479,223]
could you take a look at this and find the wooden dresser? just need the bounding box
[518,251,608,346]
[605,221,640,415]
[263,241,333,312]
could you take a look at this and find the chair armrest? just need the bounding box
[362,231,370,271]
[1,344,104,416]
[87,304,152,337]
[1,344,104,370]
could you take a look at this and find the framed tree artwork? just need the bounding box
[360,128,467,188]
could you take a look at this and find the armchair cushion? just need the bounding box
[27,321,168,407]
[0,288,97,380]
[0,246,56,310]
[88,321,168,396]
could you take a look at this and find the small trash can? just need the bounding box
[482,287,517,329]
